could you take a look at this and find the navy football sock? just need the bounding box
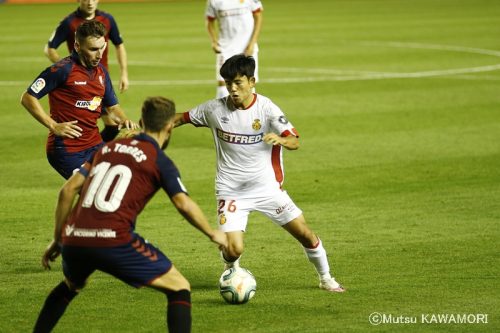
[33,281,78,333]
[166,289,191,333]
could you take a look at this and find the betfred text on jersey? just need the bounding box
[216,128,263,145]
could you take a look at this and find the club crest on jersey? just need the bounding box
[252,119,262,131]
[75,96,102,111]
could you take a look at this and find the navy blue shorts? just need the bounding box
[47,143,103,179]
[62,235,172,288]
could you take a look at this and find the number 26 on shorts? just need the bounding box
[218,199,237,215]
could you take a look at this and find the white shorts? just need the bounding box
[216,50,259,82]
[216,190,302,232]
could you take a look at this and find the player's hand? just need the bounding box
[211,41,221,54]
[119,119,140,130]
[51,121,82,138]
[119,75,129,93]
[263,133,284,146]
[42,240,61,270]
[244,44,254,56]
[210,230,228,249]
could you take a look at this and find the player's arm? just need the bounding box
[171,192,228,248]
[263,133,299,150]
[20,91,82,138]
[245,10,263,56]
[173,112,189,128]
[115,43,129,92]
[44,45,61,63]
[206,17,221,53]
[106,104,139,130]
[42,171,86,269]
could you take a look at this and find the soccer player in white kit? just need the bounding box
[205,0,263,99]
[174,55,345,292]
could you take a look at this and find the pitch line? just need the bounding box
[3,42,500,86]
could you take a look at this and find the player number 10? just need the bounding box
[81,161,132,212]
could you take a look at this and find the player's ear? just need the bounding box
[74,41,80,52]
[249,76,256,87]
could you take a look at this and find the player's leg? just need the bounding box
[259,191,345,292]
[149,266,192,333]
[216,53,228,98]
[252,49,259,94]
[33,246,93,332]
[221,231,244,269]
[99,109,120,142]
[283,216,345,292]
[216,198,250,269]
[98,235,191,332]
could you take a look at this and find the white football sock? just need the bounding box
[216,86,228,99]
[303,239,331,279]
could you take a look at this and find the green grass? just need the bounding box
[0,0,499,332]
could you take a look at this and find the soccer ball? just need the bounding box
[219,267,257,304]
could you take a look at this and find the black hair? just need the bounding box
[141,96,176,132]
[220,54,255,80]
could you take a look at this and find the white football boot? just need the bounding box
[319,277,346,293]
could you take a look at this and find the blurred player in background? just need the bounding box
[21,20,137,180]
[174,54,345,293]
[45,0,129,141]
[205,0,263,98]
[33,96,227,333]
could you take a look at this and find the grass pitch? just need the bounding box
[0,0,499,332]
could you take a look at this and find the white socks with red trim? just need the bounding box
[303,239,332,280]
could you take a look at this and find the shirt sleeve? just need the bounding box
[205,0,216,19]
[26,61,70,99]
[268,102,299,137]
[157,153,188,198]
[106,14,124,45]
[102,69,119,107]
[187,103,210,127]
[251,0,264,12]
[47,18,71,49]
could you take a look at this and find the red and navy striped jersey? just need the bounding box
[27,51,118,153]
[62,133,188,247]
[47,8,123,70]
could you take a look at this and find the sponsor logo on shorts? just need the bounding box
[216,128,263,144]
[275,202,292,215]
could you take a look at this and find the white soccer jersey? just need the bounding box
[205,0,263,56]
[187,94,298,198]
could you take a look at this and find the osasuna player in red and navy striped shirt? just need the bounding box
[21,21,138,179]
[33,96,227,333]
[44,0,129,141]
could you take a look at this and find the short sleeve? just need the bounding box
[268,102,299,137]
[26,61,71,99]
